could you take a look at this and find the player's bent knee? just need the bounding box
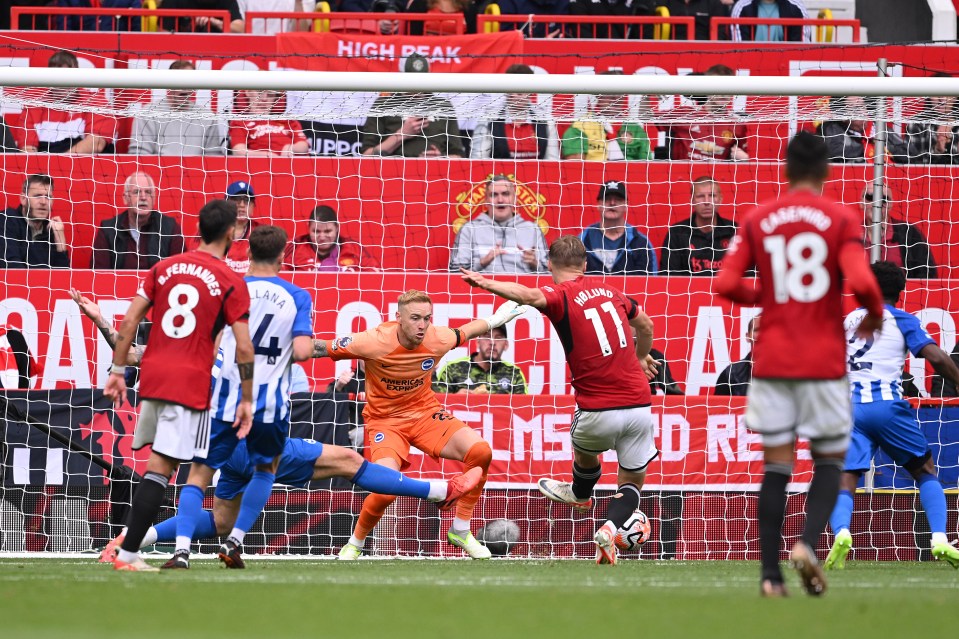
[465,440,493,470]
[904,451,934,478]
[321,445,365,478]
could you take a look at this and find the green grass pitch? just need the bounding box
[1,558,955,639]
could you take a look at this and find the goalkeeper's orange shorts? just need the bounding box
[364,410,468,470]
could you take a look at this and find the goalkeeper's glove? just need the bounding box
[484,301,530,332]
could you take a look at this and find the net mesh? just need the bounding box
[0,40,958,560]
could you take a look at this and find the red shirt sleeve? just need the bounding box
[137,266,158,303]
[223,274,251,325]
[228,121,245,149]
[838,212,883,318]
[539,284,566,323]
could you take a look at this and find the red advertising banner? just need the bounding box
[1,271,956,399]
[276,31,523,73]
[402,395,802,491]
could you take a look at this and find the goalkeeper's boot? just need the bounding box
[98,532,125,564]
[437,467,483,511]
[789,541,826,596]
[537,478,593,512]
[218,539,246,570]
[160,550,191,570]
[594,523,618,566]
[824,529,852,571]
[337,543,362,561]
[113,556,159,573]
[932,540,959,569]
[448,529,492,560]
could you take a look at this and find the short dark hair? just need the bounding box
[198,199,238,244]
[506,64,533,75]
[309,205,338,224]
[872,261,906,303]
[169,59,195,71]
[249,225,288,264]
[704,64,734,77]
[548,235,587,269]
[48,50,78,69]
[22,174,52,195]
[785,131,829,184]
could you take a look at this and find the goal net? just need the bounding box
[0,53,957,561]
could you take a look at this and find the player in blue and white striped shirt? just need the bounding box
[826,261,959,570]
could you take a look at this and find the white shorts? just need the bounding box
[570,405,658,472]
[134,399,211,462]
[745,378,852,454]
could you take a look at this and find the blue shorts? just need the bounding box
[215,438,324,500]
[844,400,930,473]
[196,418,288,470]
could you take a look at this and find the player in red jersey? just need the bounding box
[104,199,254,572]
[462,235,657,565]
[715,131,884,597]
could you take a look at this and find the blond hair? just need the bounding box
[398,290,433,308]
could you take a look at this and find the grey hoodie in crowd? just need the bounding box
[449,212,549,273]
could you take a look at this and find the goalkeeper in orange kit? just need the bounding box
[312,289,528,559]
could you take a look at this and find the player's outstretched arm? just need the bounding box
[921,344,959,390]
[460,268,547,309]
[104,295,151,407]
[458,300,531,342]
[292,336,313,362]
[311,339,330,359]
[838,242,884,337]
[70,288,143,366]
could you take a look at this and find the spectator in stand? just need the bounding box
[562,70,654,162]
[653,0,732,40]
[566,0,654,38]
[861,185,937,279]
[449,174,549,274]
[230,87,310,157]
[487,0,570,38]
[470,64,559,160]
[129,59,226,156]
[0,174,69,268]
[18,50,118,154]
[660,176,737,276]
[580,180,657,275]
[360,54,465,158]
[285,205,380,271]
[714,314,759,396]
[814,96,906,164]
[433,325,527,394]
[188,180,262,273]
[730,0,811,42]
[900,77,959,165]
[667,64,749,161]
[161,0,245,32]
[90,171,185,269]
[648,347,684,395]
[290,363,311,393]
[239,0,316,34]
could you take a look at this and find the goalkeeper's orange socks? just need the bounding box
[352,492,397,543]
[454,441,492,522]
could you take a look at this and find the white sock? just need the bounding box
[175,536,191,554]
[140,527,158,548]
[228,528,246,545]
[931,532,949,547]
[116,548,138,564]
[348,534,366,548]
[451,517,470,533]
[427,481,447,502]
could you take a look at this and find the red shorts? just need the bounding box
[364,409,468,470]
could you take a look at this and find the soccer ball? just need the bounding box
[477,518,521,556]
[614,509,652,551]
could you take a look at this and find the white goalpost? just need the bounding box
[1,65,958,560]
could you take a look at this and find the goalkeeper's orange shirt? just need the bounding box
[328,322,461,421]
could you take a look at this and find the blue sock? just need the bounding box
[233,471,275,534]
[351,460,430,499]
[829,489,854,534]
[153,511,216,543]
[918,473,947,534]
[174,484,205,548]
